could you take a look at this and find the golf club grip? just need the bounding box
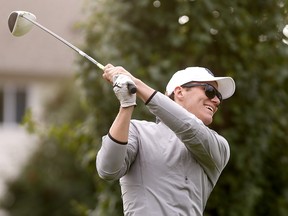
[128,83,137,94]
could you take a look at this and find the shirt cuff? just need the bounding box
[145,90,158,105]
[108,132,128,145]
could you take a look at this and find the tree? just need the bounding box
[78,0,288,215]
[0,82,99,216]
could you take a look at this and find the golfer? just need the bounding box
[96,64,235,216]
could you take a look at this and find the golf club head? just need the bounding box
[282,25,288,45]
[282,38,288,45]
[283,25,288,38]
[8,11,36,37]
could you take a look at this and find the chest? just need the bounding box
[136,123,202,177]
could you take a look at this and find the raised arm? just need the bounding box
[97,64,155,180]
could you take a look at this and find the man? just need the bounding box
[96,64,235,216]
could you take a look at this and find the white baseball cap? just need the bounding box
[166,67,235,99]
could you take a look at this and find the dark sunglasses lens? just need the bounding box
[217,92,222,102]
[205,86,216,99]
[205,85,222,102]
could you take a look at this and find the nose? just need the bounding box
[211,96,221,107]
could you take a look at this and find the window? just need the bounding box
[0,85,27,125]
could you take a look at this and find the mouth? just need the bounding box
[205,105,214,113]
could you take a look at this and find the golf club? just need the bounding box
[283,25,288,45]
[8,10,137,94]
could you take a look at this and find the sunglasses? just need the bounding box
[181,83,223,103]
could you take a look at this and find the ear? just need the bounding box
[173,86,185,102]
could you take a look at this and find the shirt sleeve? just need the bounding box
[145,92,230,184]
[96,129,138,181]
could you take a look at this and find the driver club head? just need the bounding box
[282,25,288,45]
[283,25,288,38]
[8,11,36,37]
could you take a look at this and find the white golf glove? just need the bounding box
[113,74,137,108]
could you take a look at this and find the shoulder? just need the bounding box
[130,119,156,127]
[129,119,160,134]
[131,119,156,125]
[209,129,229,147]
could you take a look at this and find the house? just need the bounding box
[0,0,85,210]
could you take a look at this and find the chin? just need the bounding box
[196,113,213,125]
[203,117,213,126]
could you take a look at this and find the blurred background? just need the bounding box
[0,0,85,215]
[1,0,288,216]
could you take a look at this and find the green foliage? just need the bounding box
[0,82,98,216]
[1,127,95,216]
[3,0,288,215]
[78,0,288,215]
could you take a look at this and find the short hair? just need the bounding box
[168,92,175,101]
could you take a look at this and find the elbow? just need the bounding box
[96,168,120,181]
[96,160,120,181]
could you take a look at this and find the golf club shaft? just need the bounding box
[21,14,104,70]
[20,13,137,94]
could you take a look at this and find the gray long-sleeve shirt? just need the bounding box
[96,92,230,216]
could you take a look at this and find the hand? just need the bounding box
[103,64,133,83]
[103,64,137,94]
[113,74,137,108]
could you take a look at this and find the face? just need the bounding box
[173,81,221,125]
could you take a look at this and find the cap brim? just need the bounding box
[183,76,235,99]
[213,77,235,99]
[165,67,236,99]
